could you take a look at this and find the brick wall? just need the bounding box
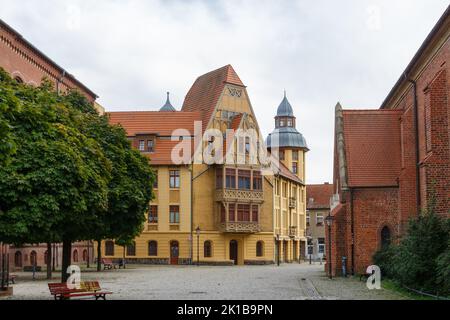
[0,21,96,102]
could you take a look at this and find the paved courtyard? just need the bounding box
[3,263,405,300]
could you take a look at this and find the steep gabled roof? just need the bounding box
[107,111,201,136]
[341,109,402,187]
[307,184,334,210]
[182,64,245,132]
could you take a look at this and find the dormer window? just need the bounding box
[147,139,155,152]
[139,140,145,151]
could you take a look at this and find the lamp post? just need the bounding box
[325,214,334,280]
[195,226,201,266]
[276,234,280,266]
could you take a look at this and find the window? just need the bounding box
[253,171,262,190]
[245,137,250,154]
[169,170,180,188]
[216,168,223,189]
[237,204,250,222]
[220,204,226,222]
[256,241,264,257]
[238,170,251,190]
[318,238,325,254]
[279,150,285,161]
[381,226,391,248]
[252,205,259,222]
[139,140,145,151]
[153,171,158,189]
[73,250,78,262]
[292,150,298,161]
[287,119,293,127]
[14,251,22,268]
[306,213,310,226]
[169,205,180,224]
[226,169,236,189]
[149,205,158,224]
[148,241,157,256]
[204,241,212,258]
[105,241,115,256]
[316,214,324,226]
[282,183,287,197]
[44,250,49,265]
[14,76,24,83]
[126,242,136,256]
[292,162,298,174]
[228,204,236,222]
[83,250,88,262]
[280,120,285,127]
[147,139,155,152]
[30,251,37,266]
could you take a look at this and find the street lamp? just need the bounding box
[195,226,201,266]
[325,214,334,279]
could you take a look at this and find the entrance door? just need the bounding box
[170,241,179,265]
[283,241,288,262]
[229,240,238,265]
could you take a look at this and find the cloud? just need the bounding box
[0,0,448,183]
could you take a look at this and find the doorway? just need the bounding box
[229,240,238,265]
[170,241,179,265]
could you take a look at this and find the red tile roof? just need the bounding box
[107,111,201,136]
[307,184,334,209]
[342,109,402,187]
[182,65,245,132]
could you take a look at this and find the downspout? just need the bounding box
[350,189,355,275]
[406,76,422,213]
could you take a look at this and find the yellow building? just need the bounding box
[103,66,307,265]
[266,93,309,262]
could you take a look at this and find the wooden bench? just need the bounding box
[0,273,16,285]
[102,258,118,270]
[48,281,112,300]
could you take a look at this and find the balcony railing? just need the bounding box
[289,197,297,209]
[289,226,297,238]
[219,221,261,233]
[215,188,264,203]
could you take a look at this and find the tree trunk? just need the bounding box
[86,241,90,269]
[46,243,52,279]
[61,240,72,283]
[96,240,102,272]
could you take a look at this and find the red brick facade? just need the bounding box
[329,6,450,276]
[0,19,97,102]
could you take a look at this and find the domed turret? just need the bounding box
[266,92,308,150]
[160,92,176,112]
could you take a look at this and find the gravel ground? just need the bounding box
[2,263,405,300]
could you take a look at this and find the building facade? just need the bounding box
[306,183,333,261]
[0,19,99,271]
[267,95,308,262]
[105,65,281,265]
[329,6,450,276]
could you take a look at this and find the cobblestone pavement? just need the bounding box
[3,263,406,300]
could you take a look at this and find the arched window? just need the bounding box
[204,241,212,258]
[73,250,78,262]
[30,251,37,266]
[14,76,23,83]
[44,250,48,265]
[381,226,391,248]
[14,251,22,268]
[256,241,264,257]
[148,241,157,256]
[82,249,88,262]
[126,241,136,256]
[105,241,115,256]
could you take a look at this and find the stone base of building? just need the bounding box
[0,287,13,297]
[244,260,275,265]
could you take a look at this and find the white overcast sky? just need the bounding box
[1,0,449,184]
